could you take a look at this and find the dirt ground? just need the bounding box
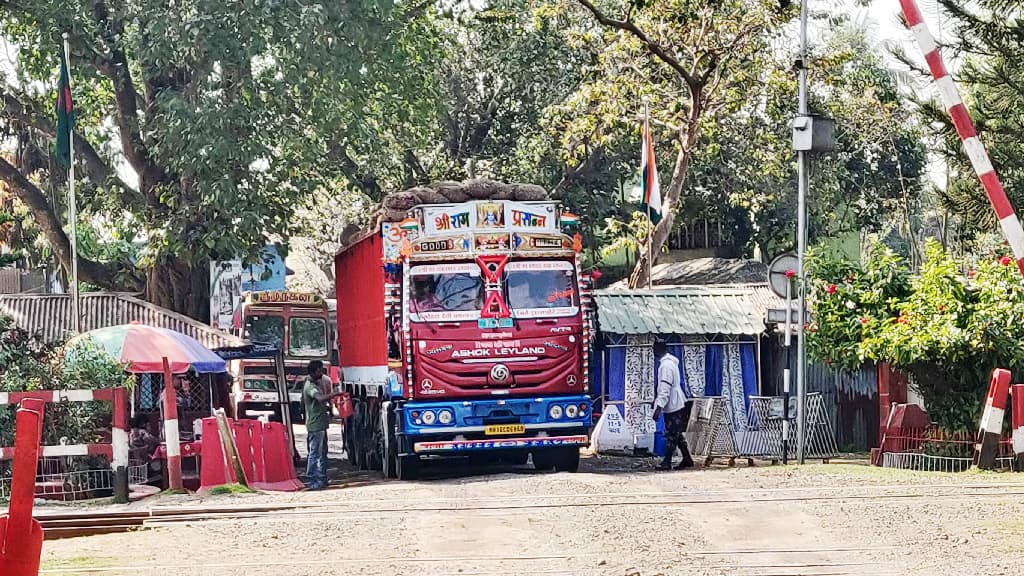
[32,439,1024,576]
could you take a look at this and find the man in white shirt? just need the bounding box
[652,340,695,471]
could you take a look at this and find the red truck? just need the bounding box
[335,198,593,479]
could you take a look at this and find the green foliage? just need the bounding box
[807,240,1024,431]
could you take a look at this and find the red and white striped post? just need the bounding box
[900,0,1024,274]
[975,368,1011,470]
[162,357,183,491]
[111,386,129,503]
[1012,384,1024,471]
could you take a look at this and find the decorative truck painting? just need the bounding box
[335,197,593,479]
[227,290,333,422]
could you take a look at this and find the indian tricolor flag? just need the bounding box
[640,112,662,224]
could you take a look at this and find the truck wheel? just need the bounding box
[381,419,398,479]
[344,419,358,466]
[396,455,419,480]
[503,452,529,466]
[554,448,581,473]
[532,451,555,471]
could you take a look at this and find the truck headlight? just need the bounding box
[565,404,579,418]
[438,409,453,425]
[549,405,563,419]
[421,410,437,425]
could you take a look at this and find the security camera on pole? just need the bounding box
[790,0,834,464]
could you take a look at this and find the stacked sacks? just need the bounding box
[379,179,548,224]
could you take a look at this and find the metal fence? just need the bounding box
[0,457,149,502]
[880,427,1017,473]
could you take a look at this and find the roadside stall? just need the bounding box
[67,324,229,489]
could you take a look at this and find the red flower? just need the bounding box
[897,315,909,325]
[1000,256,1013,266]
[968,269,977,278]
[859,317,869,325]
[785,269,796,279]
[591,269,603,280]
[827,284,837,295]
[938,305,947,313]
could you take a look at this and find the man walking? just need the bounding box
[303,360,339,490]
[652,341,695,471]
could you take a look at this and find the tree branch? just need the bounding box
[88,0,170,193]
[575,0,697,88]
[0,156,140,290]
[0,88,141,202]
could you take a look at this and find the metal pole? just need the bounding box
[796,0,809,464]
[62,33,80,334]
[645,100,653,290]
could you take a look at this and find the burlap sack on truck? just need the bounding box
[379,180,551,222]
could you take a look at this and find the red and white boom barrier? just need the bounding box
[899,0,1024,275]
[0,388,130,503]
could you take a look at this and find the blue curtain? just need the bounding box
[589,348,604,401]
[740,343,758,407]
[607,347,626,402]
[705,346,723,396]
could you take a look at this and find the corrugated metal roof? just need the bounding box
[0,292,246,349]
[594,287,767,336]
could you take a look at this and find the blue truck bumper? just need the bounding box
[397,395,591,456]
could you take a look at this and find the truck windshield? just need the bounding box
[290,317,327,357]
[410,264,483,319]
[245,315,284,348]
[505,261,578,317]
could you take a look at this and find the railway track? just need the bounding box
[33,482,1024,539]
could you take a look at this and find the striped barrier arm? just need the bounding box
[899,0,1024,274]
[0,388,129,503]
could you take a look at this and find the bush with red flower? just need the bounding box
[806,240,1024,431]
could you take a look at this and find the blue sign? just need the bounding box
[478,318,514,329]
[241,245,286,292]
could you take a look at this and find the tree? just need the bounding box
[703,23,929,260]
[911,1,1024,240]
[0,0,438,319]
[562,0,789,287]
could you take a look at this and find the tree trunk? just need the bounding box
[628,95,704,289]
[146,256,210,323]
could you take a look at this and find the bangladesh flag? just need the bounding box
[56,52,74,169]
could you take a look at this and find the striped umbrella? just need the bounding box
[67,323,227,374]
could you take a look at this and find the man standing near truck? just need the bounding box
[303,360,339,490]
[652,341,695,471]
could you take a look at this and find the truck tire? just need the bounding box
[344,418,358,466]
[381,414,398,479]
[532,451,555,471]
[554,448,581,473]
[396,455,419,480]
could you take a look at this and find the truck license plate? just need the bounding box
[484,424,525,436]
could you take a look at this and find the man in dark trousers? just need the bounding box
[652,341,695,471]
[303,360,341,490]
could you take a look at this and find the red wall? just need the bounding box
[334,234,387,368]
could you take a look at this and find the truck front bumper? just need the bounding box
[412,433,589,455]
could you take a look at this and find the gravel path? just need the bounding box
[34,455,1024,576]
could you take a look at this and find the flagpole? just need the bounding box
[644,100,653,290]
[62,32,80,334]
